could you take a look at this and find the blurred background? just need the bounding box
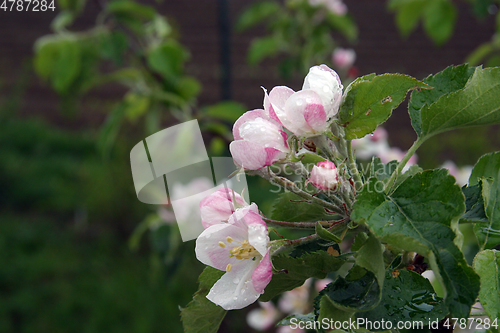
[1,0,500,332]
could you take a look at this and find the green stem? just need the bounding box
[263,217,347,229]
[271,218,350,256]
[385,139,423,192]
[311,135,337,162]
[347,140,363,191]
[339,182,353,210]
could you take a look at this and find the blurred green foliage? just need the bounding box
[237,0,358,78]
[0,214,200,333]
[0,109,207,332]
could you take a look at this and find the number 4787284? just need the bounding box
[1,0,55,11]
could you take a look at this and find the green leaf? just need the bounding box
[351,232,368,252]
[316,222,342,243]
[123,92,150,121]
[97,102,126,157]
[369,157,398,182]
[422,0,457,46]
[389,0,427,37]
[473,250,500,320]
[351,170,480,318]
[321,266,380,312]
[394,164,424,189]
[236,1,280,31]
[107,0,155,21]
[318,295,354,325]
[318,234,385,313]
[408,64,475,137]
[409,66,500,141]
[270,192,333,223]
[339,73,428,140]
[177,76,201,101]
[203,101,247,123]
[147,41,189,79]
[469,152,500,249]
[461,183,488,224]
[260,250,346,302]
[277,313,315,326]
[354,234,385,289]
[289,239,341,258]
[180,267,227,333]
[359,269,447,325]
[248,36,281,65]
[34,35,82,94]
[100,31,128,65]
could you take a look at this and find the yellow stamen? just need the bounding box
[226,264,232,272]
[226,236,233,243]
[228,239,260,260]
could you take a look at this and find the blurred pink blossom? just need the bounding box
[332,47,356,69]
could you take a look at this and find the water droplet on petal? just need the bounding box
[240,289,245,294]
[233,278,239,284]
[233,296,238,301]
[296,100,303,106]
[205,233,211,239]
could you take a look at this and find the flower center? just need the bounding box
[219,236,260,262]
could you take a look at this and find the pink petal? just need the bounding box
[304,103,327,133]
[284,90,324,135]
[269,86,294,114]
[251,251,272,294]
[230,140,268,170]
[232,109,269,140]
[264,147,287,167]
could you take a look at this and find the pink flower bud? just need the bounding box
[230,109,290,170]
[302,65,343,119]
[332,48,356,69]
[262,65,343,138]
[199,188,250,229]
[308,160,339,191]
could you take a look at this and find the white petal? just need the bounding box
[207,259,261,310]
[195,223,247,271]
[248,223,269,257]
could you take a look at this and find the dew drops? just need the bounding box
[240,288,245,295]
[296,100,303,106]
[233,278,240,284]
[244,298,248,302]
[205,233,211,239]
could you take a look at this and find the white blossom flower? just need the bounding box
[195,205,272,310]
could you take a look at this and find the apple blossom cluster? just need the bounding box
[195,188,272,310]
[230,65,343,171]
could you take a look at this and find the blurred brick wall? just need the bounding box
[0,0,495,140]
